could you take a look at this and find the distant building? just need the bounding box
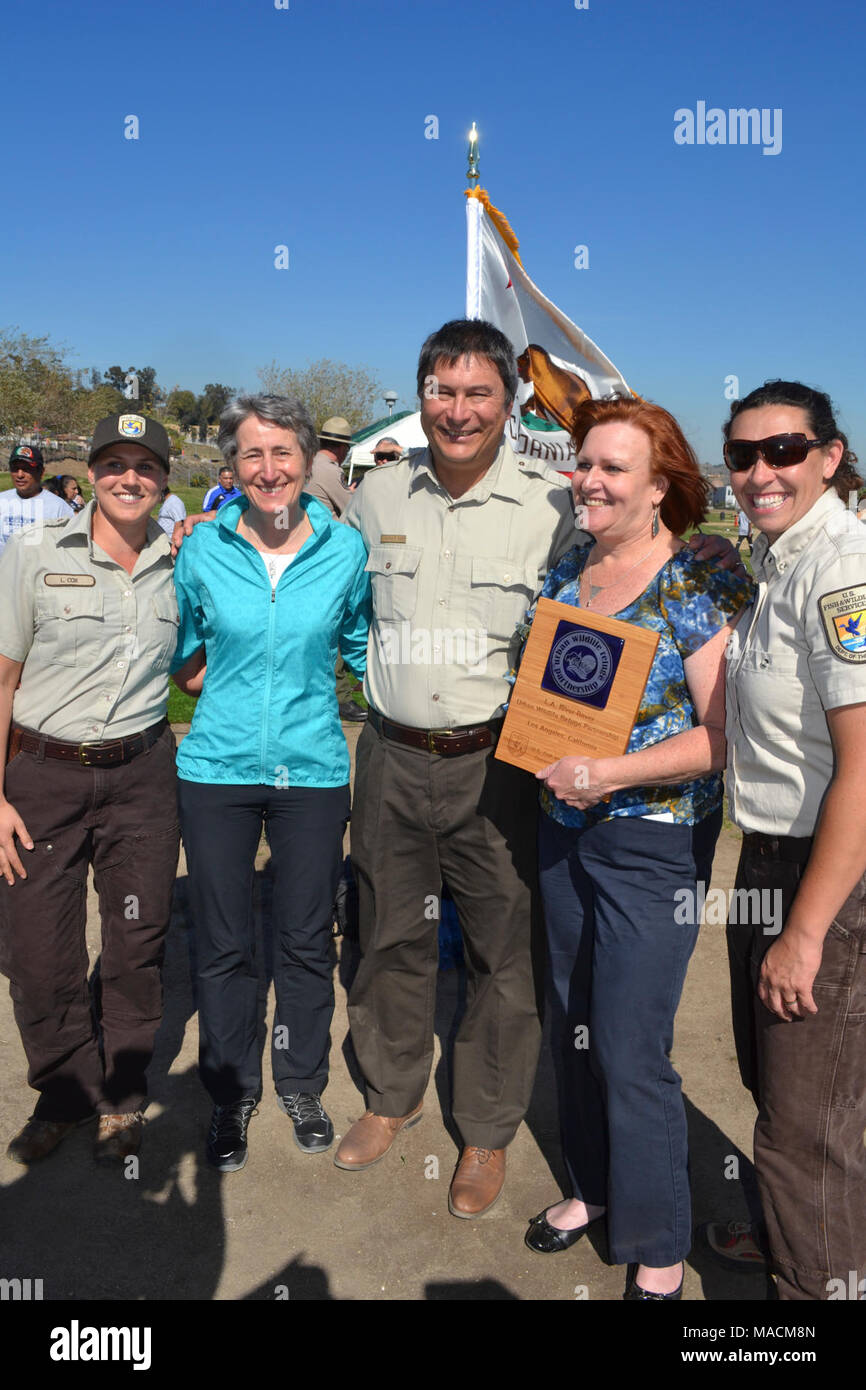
[712,485,737,510]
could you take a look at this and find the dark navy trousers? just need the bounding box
[538,808,720,1266]
[178,780,350,1105]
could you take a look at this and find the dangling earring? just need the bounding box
[651,504,660,538]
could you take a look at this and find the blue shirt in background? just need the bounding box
[171,494,371,787]
[202,484,243,511]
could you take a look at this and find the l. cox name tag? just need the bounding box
[43,573,96,587]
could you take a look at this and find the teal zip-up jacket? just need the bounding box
[171,494,371,787]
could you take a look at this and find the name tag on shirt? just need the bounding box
[44,573,96,587]
[379,534,407,544]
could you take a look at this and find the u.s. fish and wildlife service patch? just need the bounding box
[818,586,866,662]
[118,413,146,439]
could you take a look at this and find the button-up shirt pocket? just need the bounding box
[365,545,422,623]
[151,594,180,668]
[34,590,104,667]
[467,557,536,643]
[735,648,818,748]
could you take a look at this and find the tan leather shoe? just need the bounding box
[7,1116,89,1164]
[448,1146,506,1218]
[94,1112,144,1164]
[333,1105,423,1170]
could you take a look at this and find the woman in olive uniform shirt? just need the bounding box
[0,413,180,1166]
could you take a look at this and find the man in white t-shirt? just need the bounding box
[0,445,73,554]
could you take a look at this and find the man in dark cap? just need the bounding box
[0,413,180,1166]
[0,444,73,555]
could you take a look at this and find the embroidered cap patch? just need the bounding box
[818,585,866,663]
[118,414,146,439]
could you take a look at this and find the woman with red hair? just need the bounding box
[524,397,752,1298]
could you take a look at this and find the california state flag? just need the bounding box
[466,189,632,472]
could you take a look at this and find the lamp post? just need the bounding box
[384,390,398,417]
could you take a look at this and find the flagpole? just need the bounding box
[465,122,483,320]
[467,121,479,185]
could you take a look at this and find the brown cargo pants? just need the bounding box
[727,840,866,1301]
[0,727,180,1121]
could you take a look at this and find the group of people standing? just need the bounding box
[0,320,863,1303]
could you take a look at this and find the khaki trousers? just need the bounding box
[347,720,543,1149]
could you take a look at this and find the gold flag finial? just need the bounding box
[467,121,480,184]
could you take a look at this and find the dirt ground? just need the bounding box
[0,723,771,1303]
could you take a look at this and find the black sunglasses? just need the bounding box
[723,433,826,472]
[373,451,400,462]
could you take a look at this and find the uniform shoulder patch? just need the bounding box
[818,585,866,663]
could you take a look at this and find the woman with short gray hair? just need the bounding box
[172,393,371,1173]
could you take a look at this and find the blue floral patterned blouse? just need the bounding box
[534,543,753,828]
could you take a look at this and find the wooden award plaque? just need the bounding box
[495,596,659,774]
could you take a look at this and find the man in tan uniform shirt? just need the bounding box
[305,416,356,519]
[334,320,576,1215]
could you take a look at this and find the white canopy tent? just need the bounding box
[345,411,428,481]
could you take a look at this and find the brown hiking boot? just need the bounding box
[333,1105,423,1170]
[7,1116,90,1164]
[93,1112,144,1164]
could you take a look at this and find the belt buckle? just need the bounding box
[78,741,98,766]
[427,727,454,753]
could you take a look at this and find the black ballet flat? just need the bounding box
[524,1207,603,1255]
[623,1262,684,1300]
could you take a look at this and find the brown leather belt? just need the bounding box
[741,831,813,865]
[8,718,168,768]
[367,708,501,757]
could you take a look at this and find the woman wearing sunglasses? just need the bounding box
[719,380,866,1300]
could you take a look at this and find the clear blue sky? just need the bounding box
[4,0,864,467]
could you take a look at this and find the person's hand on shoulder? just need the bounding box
[171,510,216,558]
[687,530,746,575]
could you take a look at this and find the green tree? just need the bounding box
[104,365,130,393]
[134,366,158,410]
[198,383,234,426]
[72,383,126,434]
[0,328,76,435]
[166,389,200,430]
[256,358,381,433]
[0,369,41,437]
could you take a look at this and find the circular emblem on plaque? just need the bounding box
[549,629,612,699]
